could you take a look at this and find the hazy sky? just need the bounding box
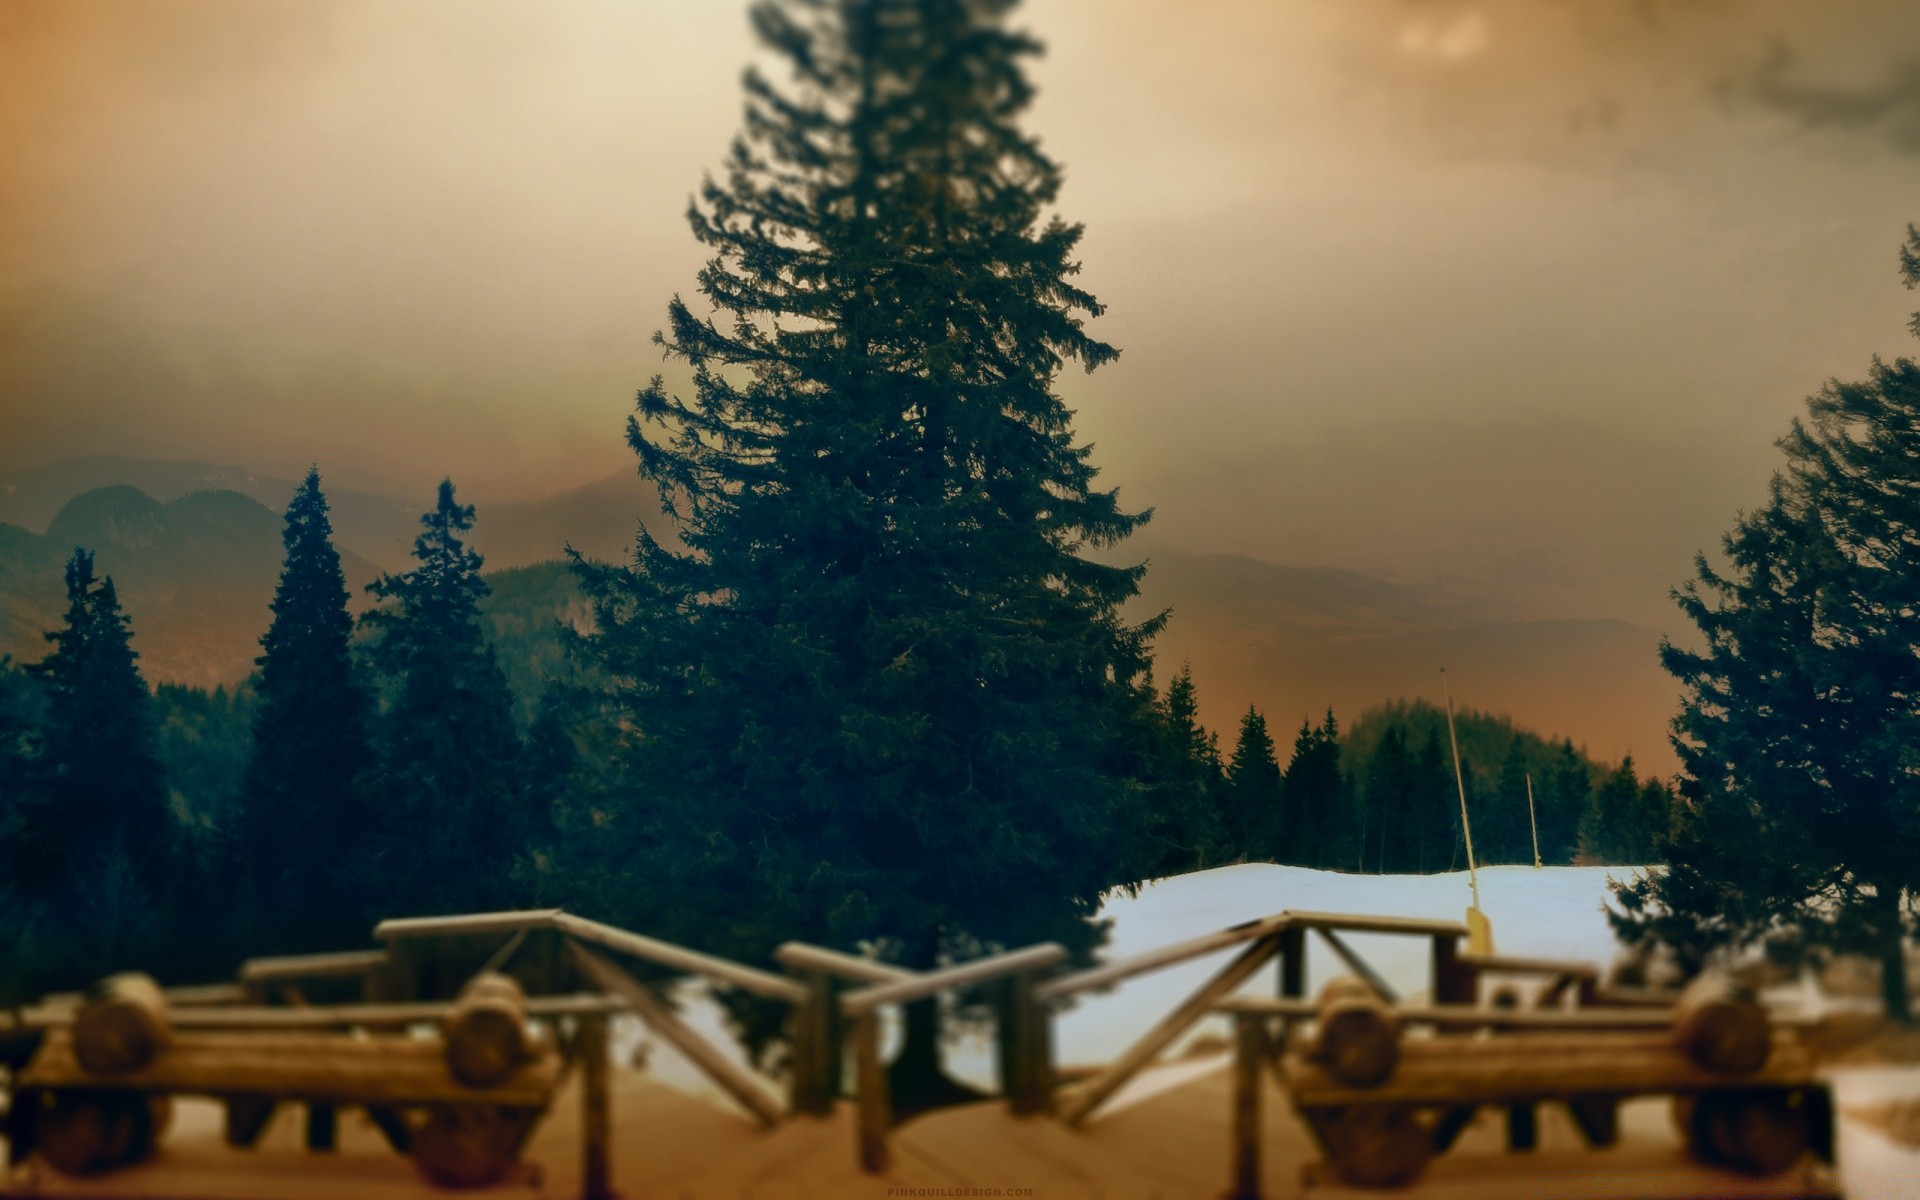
[6,0,1920,639]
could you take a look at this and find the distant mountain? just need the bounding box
[0,487,382,689]
[0,462,1682,769]
[1129,548,1680,772]
[0,456,668,575]
[0,457,421,573]
[467,471,666,569]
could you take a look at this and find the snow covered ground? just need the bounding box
[632,863,1637,1090]
[625,862,1920,1194]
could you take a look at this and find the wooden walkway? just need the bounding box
[1,1060,1839,1200]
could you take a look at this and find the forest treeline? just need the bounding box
[0,471,1669,1005]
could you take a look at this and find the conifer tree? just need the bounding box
[361,481,526,917]
[1225,706,1282,859]
[238,469,373,950]
[18,550,173,972]
[1615,233,1920,1018]
[1362,724,1415,873]
[575,0,1160,1100]
[1144,664,1227,874]
[1280,711,1345,868]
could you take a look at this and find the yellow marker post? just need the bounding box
[1442,670,1494,955]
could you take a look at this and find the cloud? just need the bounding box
[1742,43,1920,153]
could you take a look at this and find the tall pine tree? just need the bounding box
[1615,232,1920,1018]
[361,481,526,919]
[18,550,173,975]
[1224,706,1282,860]
[238,469,373,951]
[1143,664,1227,874]
[576,0,1160,1100]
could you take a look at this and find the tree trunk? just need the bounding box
[886,926,986,1118]
[1879,886,1912,1024]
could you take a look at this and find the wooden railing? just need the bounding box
[7,900,1675,1196]
[836,943,1068,1171]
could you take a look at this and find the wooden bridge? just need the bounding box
[0,906,1845,1198]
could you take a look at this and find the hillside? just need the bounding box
[1130,548,1682,773]
[0,461,1683,769]
[0,487,381,688]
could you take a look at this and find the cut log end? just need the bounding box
[445,973,530,1089]
[1313,1104,1433,1189]
[1312,977,1400,1089]
[410,1104,529,1189]
[1672,977,1771,1074]
[73,974,171,1075]
[33,1091,169,1177]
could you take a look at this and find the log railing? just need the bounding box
[1046,910,1471,1129]
[836,943,1069,1171]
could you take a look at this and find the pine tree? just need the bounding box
[1145,664,1227,874]
[1362,724,1413,873]
[18,550,173,973]
[361,481,526,918]
[1615,234,1920,1018]
[1223,706,1283,860]
[1279,711,1345,869]
[238,469,373,950]
[574,0,1160,1102]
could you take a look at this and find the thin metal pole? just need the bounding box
[1441,670,1481,913]
[1526,772,1542,869]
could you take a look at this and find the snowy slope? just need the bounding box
[633,862,1920,1195]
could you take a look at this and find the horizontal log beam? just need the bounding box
[773,943,917,985]
[1283,1030,1819,1108]
[19,1028,559,1107]
[1037,915,1291,1003]
[373,909,566,940]
[1280,911,1468,938]
[556,916,807,1004]
[238,950,390,985]
[840,944,1068,1016]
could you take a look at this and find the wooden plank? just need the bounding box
[21,994,623,1034]
[1230,1014,1264,1200]
[0,1145,543,1199]
[1286,911,1467,938]
[17,1028,558,1107]
[773,944,916,985]
[557,915,808,1004]
[565,942,785,1128]
[1300,1143,1840,1199]
[1314,927,1399,1004]
[841,944,1067,1015]
[852,1011,889,1174]
[1038,916,1290,1002]
[373,910,564,941]
[578,1012,611,1200]
[1461,953,1601,979]
[1060,933,1280,1128]
[1283,1031,1820,1107]
[238,950,389,985]
[159,984,249,1008]
[1216,996,1673,1031]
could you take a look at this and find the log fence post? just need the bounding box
[853,1011,889,1173]
[580,1011,611,1200]
[1229,1011,1267,1200]
[792,968,838,1117]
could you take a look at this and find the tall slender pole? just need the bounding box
[1442,670,1481,913]
[1525,772,1542,869]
